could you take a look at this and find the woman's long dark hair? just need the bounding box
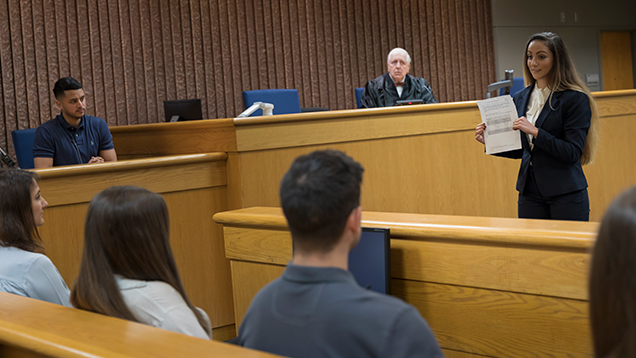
[0,169,43,252]
[589,186,636,357]
[70,186,210,335]
[522,32,599,165]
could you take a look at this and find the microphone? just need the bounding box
[0,144,17,168]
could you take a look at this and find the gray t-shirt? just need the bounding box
[0,246,71,306]
[238,263,444,358]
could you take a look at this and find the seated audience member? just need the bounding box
[590,186,636,357]
[71,186,211,339]
[0,169,71,306]
[33,77,117,168]
[238,149,443,357]
[361,47,438,108]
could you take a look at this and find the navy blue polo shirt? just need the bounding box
[33,113,114,166]
[238,263,444,358]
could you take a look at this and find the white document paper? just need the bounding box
[477,95,522,155]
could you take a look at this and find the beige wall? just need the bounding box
[491,0,636,91]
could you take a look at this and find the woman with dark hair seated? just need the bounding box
[71,186,211,339]
[0,169,71,306]
[589,186,636,357]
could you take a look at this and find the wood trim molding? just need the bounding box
[32,153,227,178]
[0,292,280,358]
[233,101,480,126]
[214,207,598,250]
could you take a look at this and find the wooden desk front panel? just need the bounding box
[394,279,589,357]
[35,154,234,332]
[229,130,520,218]
[585,111,636,219]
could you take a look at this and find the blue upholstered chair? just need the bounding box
[355,87,364,108]
[11,128,37,169]
[500,77,525,97]
[242,89,301,116]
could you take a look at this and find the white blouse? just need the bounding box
[115,276,212,339]
[525,85,552,150]
[0,246,71,306]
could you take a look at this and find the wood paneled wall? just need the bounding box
[0,0,495,159]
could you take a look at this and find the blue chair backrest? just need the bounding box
[11,128,37,169]
[355,87,364,108]
[242,89,301,116]
[500,77,525,97]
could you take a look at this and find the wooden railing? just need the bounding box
[0,292,281,358]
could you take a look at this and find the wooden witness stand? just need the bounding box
[3,89,632,356]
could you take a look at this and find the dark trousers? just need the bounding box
[518,166,590,221]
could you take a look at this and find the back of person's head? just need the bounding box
[522,31,598,165]
[387,47,411,65]
[0,169,42,252]
[590,186,636,358]
[71,186,209,332]
[53,77,83,99]
[279,150,364,253]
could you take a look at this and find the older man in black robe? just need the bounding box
[361,48,438,108]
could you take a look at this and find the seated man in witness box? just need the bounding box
[33,77,117,168]
[237,149,444,358]
[361,47,438,108]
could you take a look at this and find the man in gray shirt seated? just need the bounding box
[237,149,444,358]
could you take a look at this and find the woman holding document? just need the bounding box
[475,32,598,221]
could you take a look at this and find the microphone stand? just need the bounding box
[0,145,18,168]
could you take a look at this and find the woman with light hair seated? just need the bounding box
[71,186,211,339]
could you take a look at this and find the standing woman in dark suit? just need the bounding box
[475,32,599,221]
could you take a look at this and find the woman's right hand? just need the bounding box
[475,123,486,145]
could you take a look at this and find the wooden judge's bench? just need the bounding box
[10,90,634,356]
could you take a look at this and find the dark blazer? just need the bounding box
[361,73,438,108]
[497,83,591,197]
